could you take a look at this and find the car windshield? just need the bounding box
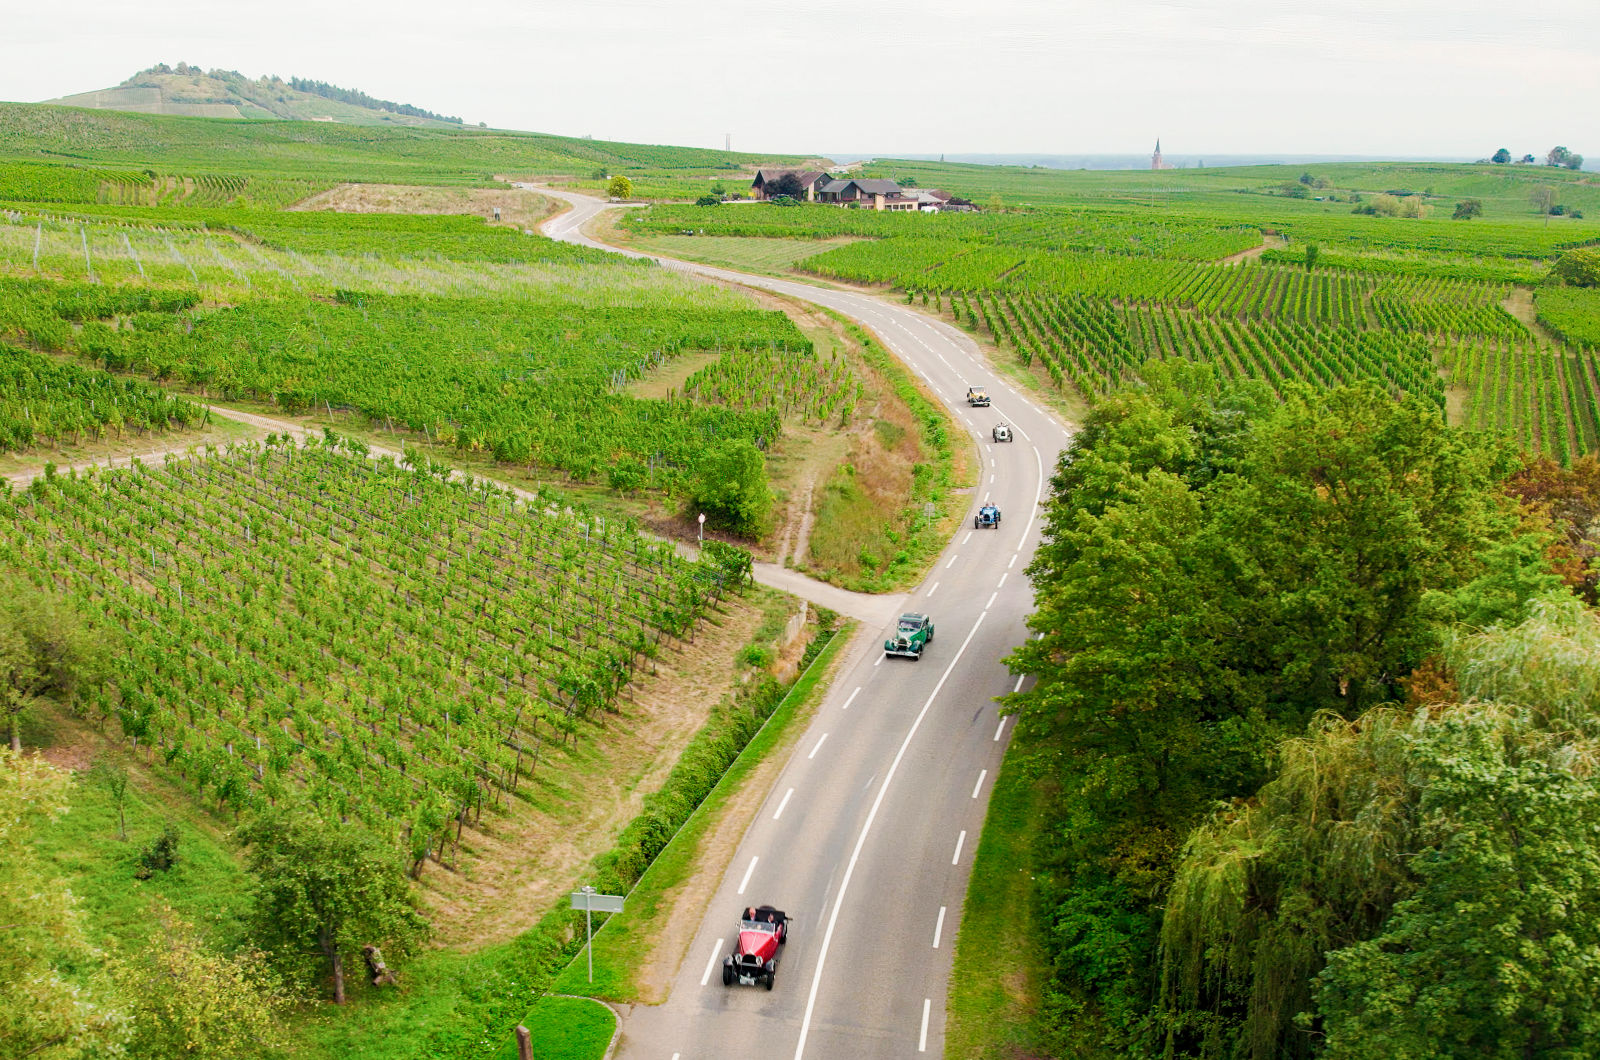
[898,619,920,632]
[970,388,986,396]
[740,919,776,933]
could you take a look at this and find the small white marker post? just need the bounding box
[571,885,625,982]
[698,511,706,546]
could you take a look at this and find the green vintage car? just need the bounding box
[884,612,935,659]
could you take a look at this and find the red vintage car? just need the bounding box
[722,905,788,989]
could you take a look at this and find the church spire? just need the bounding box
[1151,139,1164,171]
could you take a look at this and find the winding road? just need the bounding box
[537,188,1073,1060]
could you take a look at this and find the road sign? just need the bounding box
[570,889,625,914]
[571,886,625,982]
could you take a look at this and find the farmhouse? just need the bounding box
[750,169,827,201]
[813,178,920,211]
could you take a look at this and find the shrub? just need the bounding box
[135,822,181,878]
[695,195,721,207]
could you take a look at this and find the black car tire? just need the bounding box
[765,973,775,991]
[722,963,733,987]
[974,516,980,528]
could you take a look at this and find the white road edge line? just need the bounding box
[933,906,946,949]
[841,687,861,711]
[972,769,987,798]
[920,998,931,1052]
[952,830,966,865]
[773,787,795,820]
[701,939,725,986]
[986,592,998,610]
[793,611,990,1060]
[928,581,940,597]
[737,856,759,895]
[809,733,829,759]
[946,554,958,569]
[994,716,1009,741]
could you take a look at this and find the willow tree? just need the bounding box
[1160,593,1600,1060]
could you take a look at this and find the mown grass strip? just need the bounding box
[945,733,1052,1060]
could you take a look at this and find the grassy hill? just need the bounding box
[0,100,817,192]
[45,65,464,127]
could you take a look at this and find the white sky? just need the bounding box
[3,0,1596,159]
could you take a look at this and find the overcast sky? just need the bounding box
[3,0,1596,160]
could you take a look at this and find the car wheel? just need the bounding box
[722,963,733,987]
[974,517,980,528]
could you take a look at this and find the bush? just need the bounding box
[1550,248,1600,288]
[690,439,773,538]
[695,195,721,207]
[135,822,181,878]
[1452,199,1483,220]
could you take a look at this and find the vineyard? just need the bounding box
[0,158,328,209]
[0,436,752,872]
[0,343,203,452]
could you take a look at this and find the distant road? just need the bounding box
[537,187,1073,1060]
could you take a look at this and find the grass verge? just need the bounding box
[548,619,852,1001]
[803,320,971,592]
[946,732,1053,1060]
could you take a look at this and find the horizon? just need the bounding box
[2,0,1593,161]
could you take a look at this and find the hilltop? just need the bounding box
[45,63,466,128]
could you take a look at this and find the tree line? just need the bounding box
[1006,364,1600,1058]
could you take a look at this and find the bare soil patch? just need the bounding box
[419,596,777,948]
[1218,231,1286,265]
[292,183,553,231]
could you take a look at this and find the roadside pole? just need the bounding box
[570,886,625,983]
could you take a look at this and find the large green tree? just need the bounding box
[240,808,428,1004]
[0,576,105,751]
[0,750,125,1058]
[1161,593,1600,1060]
[1007,380,1538,1055]
[691,438,773,538]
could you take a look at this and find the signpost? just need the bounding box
[698,511,706,546]
[571,886,625,982]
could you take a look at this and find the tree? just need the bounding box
[767,172,806,199]
[606,175,633,200]
[1163,593,1600,1060]
[1452,198,1483,219]
[239,808,428,1004]
[0,749,126,1057]
[0,576,105,752]
[1565,152,1584,171]
[1549,247,1600,287]
[1304,242,1320,270]
[1546,145,1573,167]
[695,194,721,207]
[119,907,289,1059]
[89,751,131,840]
[690,438,772,538]
[1492,147,1512,164]
[1531,184,1559,223]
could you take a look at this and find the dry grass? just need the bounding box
[292,183,554,231]
[419,596,775,949]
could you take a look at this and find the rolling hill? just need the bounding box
[45,64,464,127]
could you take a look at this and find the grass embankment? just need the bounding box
[805,320,972,591]
[946,732,1053,1059]
[547,620,851,1002]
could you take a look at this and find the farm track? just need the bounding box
[536,186,1074,1060]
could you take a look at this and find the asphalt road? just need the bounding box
[537,188,1073,1060]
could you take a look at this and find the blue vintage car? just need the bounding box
[975,504,1002,529]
